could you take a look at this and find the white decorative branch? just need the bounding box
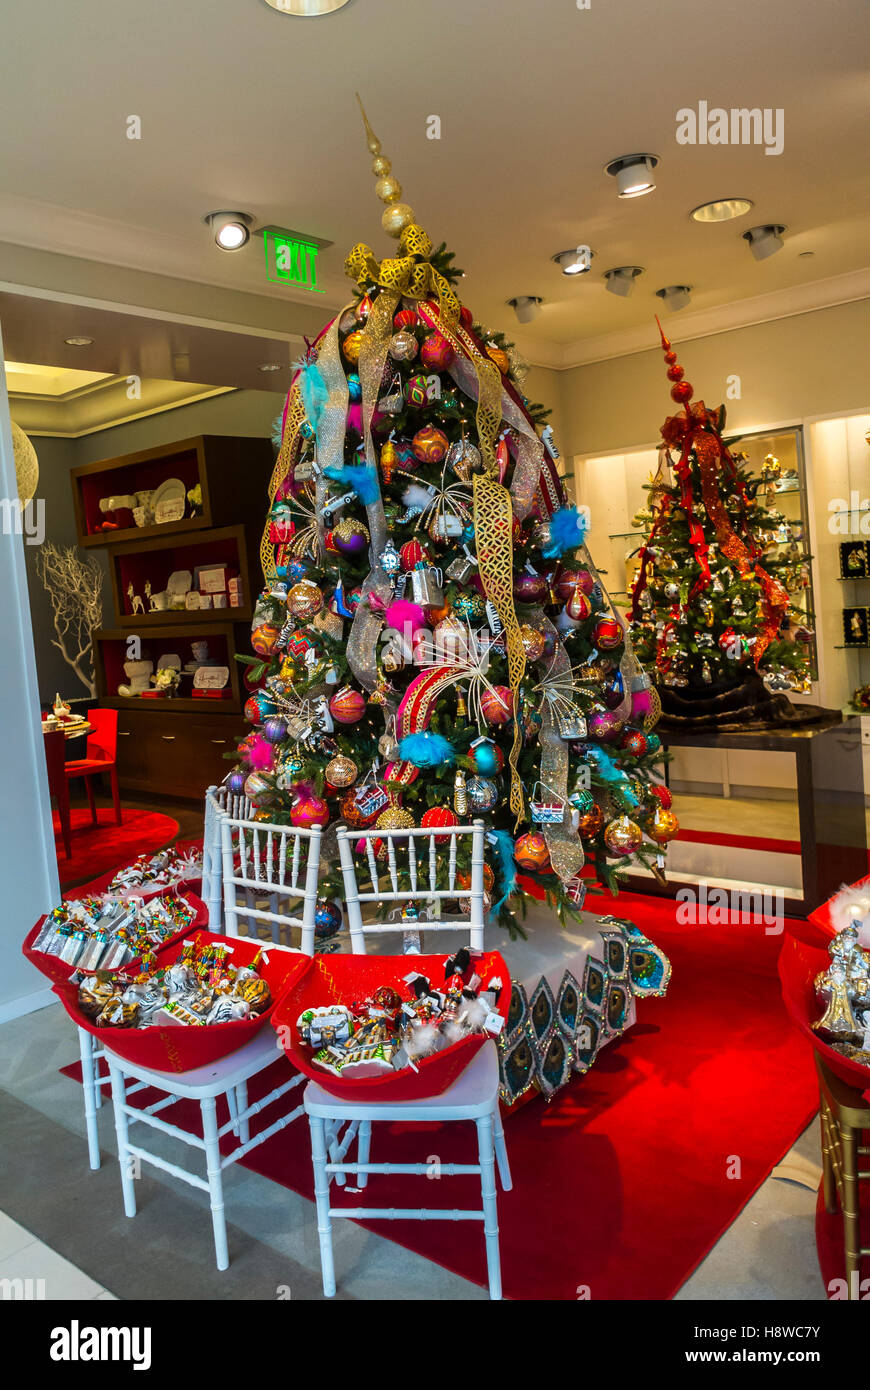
[35,543,104,698]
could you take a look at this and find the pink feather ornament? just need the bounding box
[248,735,275,771]
[385,599,427,635]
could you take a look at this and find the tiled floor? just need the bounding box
[0,1211,116,1299]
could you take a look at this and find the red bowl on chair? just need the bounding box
[22,891,207,988]
[52,929,310,1074]
[272,950,510,1102]
[778,924,870,1094]
[808,875,870,942]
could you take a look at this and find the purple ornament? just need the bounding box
[334,528,368,556]
[513,572,548,604]
[262,715,288,744]
[226,768,247,795]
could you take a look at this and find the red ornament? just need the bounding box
[422,806,459,844]
[592,616,623,650]
[420,332,454,371]
[514,832,551,872]
[565,591,591,623]
[460,305,473,328]
[512,572,548,603]
[290,791,330,829]
[650,784,673,810]
[244,696,265,724]
[481,686,513,725]
[400,539,428,572]
[554,567,594,601]
[670,380,693,405]
[393,308,417,330]
[621,730,649,757]
[329,687,367,724]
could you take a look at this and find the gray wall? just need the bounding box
[16,389,284,705]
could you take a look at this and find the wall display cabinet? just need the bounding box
[75,435,273,799]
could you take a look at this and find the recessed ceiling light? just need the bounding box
[262,0,353,11]
[507,296,543,324]
[691,198,754,223]
[655,285,692,312]
[603,266,644,298]
[604,154,659,199]
[258,362,285,373]
[64,336,94,347]
[552,247,593,276]
[203,210,254,251]
[743,224,786,260]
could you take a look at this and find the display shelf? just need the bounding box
[108,524,253,625]
[93,622,242,713]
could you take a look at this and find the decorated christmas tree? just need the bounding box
[227,100,678,941]
[628,325,815,730]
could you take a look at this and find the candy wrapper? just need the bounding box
[107,846,203,897]
[27,892,197,976]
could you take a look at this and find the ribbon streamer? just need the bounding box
[531,611,585,884]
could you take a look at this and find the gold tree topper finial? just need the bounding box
[355,92,416,239]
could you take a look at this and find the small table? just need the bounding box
[42,719,93,742]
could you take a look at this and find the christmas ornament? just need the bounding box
[244,771,273,804]
[480,686,513,725]
[244,693,275,724]
[287,580,324,620]
[519,624,547,661]
[453,769,468,815]
[375,805,415,832]
[325,754,358,789]
[621,730,649,757]
[341,783,389,828]
[420,331,454,371]
[225,769,247,795]
[446,438,481,483]
[577,805,605,838]
[565,591,591,623]
[486,344,509,374]
[604,815,643,856]
[592,616,623,650]
[400,539,428,571]
[262,715,288,744]
[554,568,595,601]
[290,791,330,829]
[346,372,362,401]
[472,741,504,775]
[388,329,418,362]
[412,425,449,464]
[512,572,548,604]
[405,373,431,408]
[333,517,370,556]
[514,832,551,872]
[458,863,495,892]
[588,709,622,741]
[379,538,401,578]
[393,308,417,330]
[251,624,280,657]
[467,776,499,812]
[645,806,680,844]
[421,806,459,843]
[329,687,367,724]
[342,329,365,365]
[314,900,343,939]
[453,592,486,622]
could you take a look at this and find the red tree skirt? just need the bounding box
[62,889,818,1299]
[53,809,179,890]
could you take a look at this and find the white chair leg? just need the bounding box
[357,1120,372,1191]
[78,1028,101,1171]
[226,1087,240,1139]
[476,1114,502,1300]
[201,1096,229,1271]
[309,1114,336,1297]
[108,1060,136,1218]
[492,1102,512,1192]
[236,1081,250,1145]
[93,1047,103,1111]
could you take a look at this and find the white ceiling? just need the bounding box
[0,0,868,366]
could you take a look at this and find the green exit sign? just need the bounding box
[262,227,330,292]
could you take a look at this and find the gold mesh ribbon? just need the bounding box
[534,612,585,884]
[473,471,526,824]
[345,224,460,329]
[260,382,305,583]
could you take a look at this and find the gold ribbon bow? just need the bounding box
[345,224,460,328]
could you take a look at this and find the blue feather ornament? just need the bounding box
[323,464,380,506]
[271,414,284,452]
[488,829,518,921]
[297,360,329,431]
[398,732,455,769]
[542,505,588,558]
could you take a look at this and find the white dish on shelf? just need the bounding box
[151,478,186,523]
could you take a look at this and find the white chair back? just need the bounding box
[335,819,487,954]
[220,811,321,956]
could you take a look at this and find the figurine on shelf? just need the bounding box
[127,582,145,616]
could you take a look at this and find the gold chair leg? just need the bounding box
[840,1120,861,1299]
[819,1100,838,1214]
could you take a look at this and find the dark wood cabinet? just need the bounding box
[116,708,246,800]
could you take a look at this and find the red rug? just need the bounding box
[62,887,818,1300]
[54,808,179,890]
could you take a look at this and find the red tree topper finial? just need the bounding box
[654,315,693,409]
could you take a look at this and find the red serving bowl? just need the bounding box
[272,950,510,1102]
[778,923,870,1094]
[52,929,310,1074]
[808,875,870,942]
[22,891,207,988]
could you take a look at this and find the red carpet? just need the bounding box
[53,808,179,889]
[62,888,819,1300]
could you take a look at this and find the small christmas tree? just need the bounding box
[628,325,814,729]
[228,100,678,941]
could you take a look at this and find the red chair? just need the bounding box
[44,728,72,859]
[65,708,122,826]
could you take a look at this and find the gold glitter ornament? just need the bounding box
[287,579,324,619]
[604,815,643,856]
[645,806,679,844]
[375,175,402,204]
[325,754,358,790]
[341,328,366,365]
[375,805,415,832]
[382,202,415,239]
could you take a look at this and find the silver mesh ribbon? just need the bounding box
[445,357,543,521]
[313,307,353,560]
[532,610,585,883]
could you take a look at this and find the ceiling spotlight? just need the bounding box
[691,197,753,223]
[552,246,593,277]
[604,154,658,199]
[655,285,692,312]
[743,224,786,260]
[64,336,94,347]
[507,296,543,324]
[203,210,254,251]
[603,266,644,298]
